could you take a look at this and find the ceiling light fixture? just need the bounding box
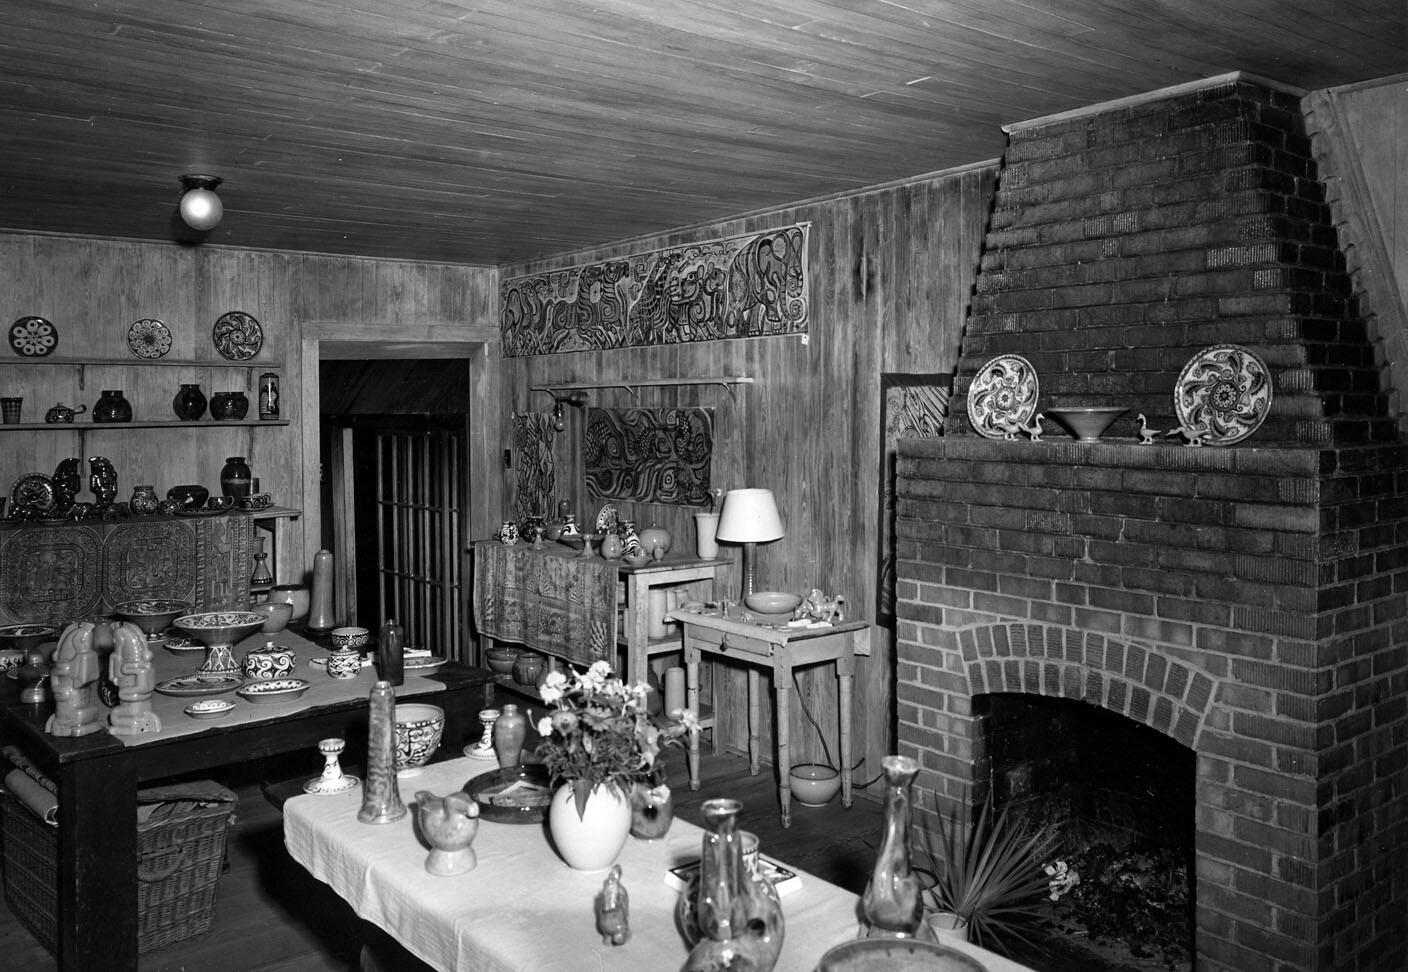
[178,174,223,231]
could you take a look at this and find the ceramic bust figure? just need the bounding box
[415,790,480,875]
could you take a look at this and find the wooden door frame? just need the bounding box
[297,321,504,627]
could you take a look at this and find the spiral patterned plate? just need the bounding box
[9,316,58,357]
[1173,344,1273,445]
[127,318,172,359]
[212,310,263,360]
[966,354,1039,439]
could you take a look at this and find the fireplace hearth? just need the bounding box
[894,73,1408,972]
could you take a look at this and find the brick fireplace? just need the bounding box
[894,74,1408,972]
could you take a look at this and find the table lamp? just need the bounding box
[714,488,784,598]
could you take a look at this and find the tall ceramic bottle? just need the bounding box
[306,549,336,633]
[679,797,784,972]
[860,755,924,938]
[378,618,404,686]
[358,680,406,824]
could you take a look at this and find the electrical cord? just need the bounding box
[790,669,884,790]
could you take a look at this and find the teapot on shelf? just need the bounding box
[44,402,86,424]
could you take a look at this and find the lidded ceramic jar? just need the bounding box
[172,383,207,421]
[243,641,297,680]
[93,390,132,423]
[639,523,672,560]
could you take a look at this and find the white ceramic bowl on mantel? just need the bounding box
[1045,407,1128,442]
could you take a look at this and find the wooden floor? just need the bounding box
[0,720,888,972]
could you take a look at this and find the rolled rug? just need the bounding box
[4,768,58,825]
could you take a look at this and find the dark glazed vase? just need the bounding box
[220,456,253,499]
[860,755,925,938]
[92,390,132,423]
[678,797,785,971]
[209,391,249,420]
[172,383,207,421]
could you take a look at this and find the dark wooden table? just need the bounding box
[0,652,494,972]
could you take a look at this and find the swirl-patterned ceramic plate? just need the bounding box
[184,699,236,719]
[966,354,1039,439]
[9,316,58,357]
[212,310,263,361]
[127,318,172,359]
[1173,344,1273,445]
[9,473,57,514]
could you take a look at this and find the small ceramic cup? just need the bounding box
[331,626,372,651]
[740,830,760,876]
[326,648,362,679]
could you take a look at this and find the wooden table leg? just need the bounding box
[59,750,139,971]
[775,658,792,828]
[838,651,856,809]
[685,646,701,791]
[747,667,760,775]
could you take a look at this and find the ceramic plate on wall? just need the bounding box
[9,316,58,357]
[9,473,57,514]
[212,310,263,360]
[1173,344,1273,445]
[127,318,172,359]
[966,354,1039,439]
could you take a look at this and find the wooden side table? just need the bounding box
[671,609,871,826]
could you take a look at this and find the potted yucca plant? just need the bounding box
[917,796,1058,952]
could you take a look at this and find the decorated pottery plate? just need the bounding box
[126,318,172,359]
[163,636,204,651]
[212,310,263,361]
[9,316,58,357]
[594,503,619,534]
[237,678,311,704]
[175,506,230,517]
[1173,344,1273,445]
[966,354,1039,439]
[9,473,57,514]
[816,938,987,972]
[184,698,236,720]
[464,764,553,823]
[155,674,244,697]
[404,655,448,676]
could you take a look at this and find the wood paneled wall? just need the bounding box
[498,163,999,781]
[0,233,500,592]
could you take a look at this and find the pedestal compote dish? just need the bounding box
[1045,407,1128,442]
[113,599,191,643]
[172,610,267,676]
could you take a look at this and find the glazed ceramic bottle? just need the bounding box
[378,618,404,686]
[220,456,253,499]
[679,797,784,971]
[172,383,207,421]
[860,755,924,938]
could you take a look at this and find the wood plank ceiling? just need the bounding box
[0,0,1402,266]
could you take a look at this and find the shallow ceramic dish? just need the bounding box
[173,610,267,646]
[248,600,293,633]
[403,655,448,677]
[816,938,987,972]
[113,598,191,638]
[745,591,803,615]
[967,353,1039,440]
[237,678,311,704]
[163,636,204,652]
[155,674,244,697]
[0,623,60,653]
[464,764,554,823]
[184,698,235,720]
[166,484,209,508]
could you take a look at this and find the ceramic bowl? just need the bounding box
[239,492,273,511]
[484,645,519,674]
[172,611,267,648]
[206,495,235,511]
[330,626,372,650]
[394,702,445,771]
[236,678,311,704]
[0,623,60,653]
[248,600,294,633]
[789,763,841,807]
[745,591,803,615]
[166,484,209,508]
[1045,407,1128,442]
[403,655,448,677]
[112,598,191,638]
[621,550,653,568]
[184,698,236,720]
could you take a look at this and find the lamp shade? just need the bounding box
[178,174,223,231]
[714,488,784,543]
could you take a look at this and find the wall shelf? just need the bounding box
[1,357,281,368]
[532,375,754,403]
[0,419,290,432]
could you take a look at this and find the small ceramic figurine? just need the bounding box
[1168,424,1206,447]
[108,623,162,735]
[1136,413,1161,444]
[46,624,104,737]
[594,864,630,945]
[415,790,480,876]
[796,588,846,624]
[998,413,1044,441]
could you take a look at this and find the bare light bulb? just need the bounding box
[178,175,223,231]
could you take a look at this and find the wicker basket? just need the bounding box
[1,777,237,954]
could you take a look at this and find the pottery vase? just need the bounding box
[694,513,720,559]
[258,372,280,420]
[629,779,675,840]
[511,652,543,686]
[638,522,672,559]
[209,391,249,420]
[172,383,207,421]
[129,484,159,516]
[92,390,132,423]
[678,797,785,971]
[306,549,336,632]
[493,703,527,767]
[357,679,407,824]
[220,455,253,499]
[860,755,925,938]
[549,781,633,871]
[599,532,623,560]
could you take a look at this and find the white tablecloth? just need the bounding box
[284,757,1036,972]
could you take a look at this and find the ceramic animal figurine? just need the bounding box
[796,588,846,624]
[998,413,1044,441]
[594,864,630,945]
[1168,424,1206,447]
[46,623,104,737]
[414,789,480,875]
[1136,413,1161,445]
[108,623,162,735]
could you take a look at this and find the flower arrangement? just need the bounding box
[536,660,698,819]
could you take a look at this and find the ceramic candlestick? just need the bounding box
[305,738,360,795]
[465,708,500,759]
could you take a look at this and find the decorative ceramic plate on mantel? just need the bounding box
[212,310,263,360]
[1173,344,1273,445]
[127,318,172,359]
[966,354,1039,439]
